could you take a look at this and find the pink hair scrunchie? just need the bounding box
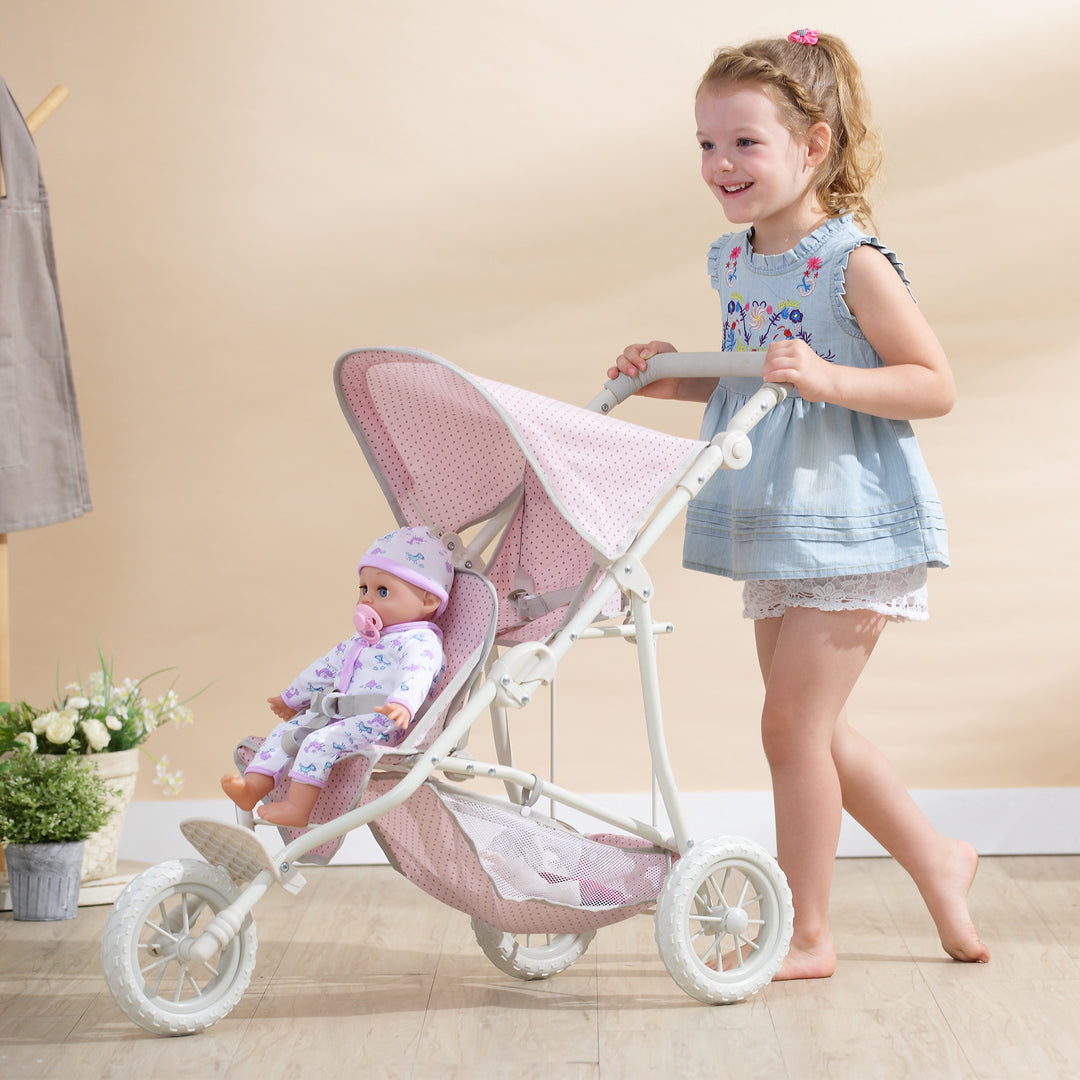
[787,28,819,45]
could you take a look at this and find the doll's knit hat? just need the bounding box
[358,527,454,616]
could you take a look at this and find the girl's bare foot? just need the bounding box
[708,935,836,981]
[220,772,272,812]
[918,838,990,963]
[772,935,837,981]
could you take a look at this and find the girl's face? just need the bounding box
[695,84,828,253]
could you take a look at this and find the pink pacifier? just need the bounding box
[352,603,383,642]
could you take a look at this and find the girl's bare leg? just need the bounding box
[755,608,888,981]
[831,712,989,962]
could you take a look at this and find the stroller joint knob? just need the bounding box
[717,431,753,470]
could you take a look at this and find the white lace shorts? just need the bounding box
[742,565,929,623]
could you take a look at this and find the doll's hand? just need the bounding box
[267,695,298,721]
[762,338,835,403]
[375,702,413,730]
[607,341,680,399]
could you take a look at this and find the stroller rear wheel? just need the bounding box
[101,858,257,1035]
[471,918,595,980]
[655,836,792,1004]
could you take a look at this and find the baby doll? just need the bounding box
[221,526,454,827]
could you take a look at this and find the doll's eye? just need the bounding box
[378,586,389,598]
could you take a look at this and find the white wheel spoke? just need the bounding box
[139,955,171,981]
[144,919,179,945]
[691,913,727,927]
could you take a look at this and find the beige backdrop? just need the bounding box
[3,1,1078,806]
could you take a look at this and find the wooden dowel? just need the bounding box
[25,84,69,134]
[0,533,8,703]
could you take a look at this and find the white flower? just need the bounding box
[81,717,112,751]
[169,705,194,729]
[44,709,78,745]
[14,731,37,752]
[105,714,123,730]
[32,710,58,735]
[67,696,90,710]
[152,755,184,796]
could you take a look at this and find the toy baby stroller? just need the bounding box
[100,347,795,1035]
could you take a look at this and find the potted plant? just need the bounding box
[0,653,199,882]
[0,748,115,920]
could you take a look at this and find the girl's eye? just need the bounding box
[736,137,755,148]
[699,140,714,152]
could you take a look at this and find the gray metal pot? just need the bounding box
[3,841,85,920]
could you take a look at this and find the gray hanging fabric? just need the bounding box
[0,74,90,532]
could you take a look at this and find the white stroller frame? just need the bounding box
[101,347,795,1035]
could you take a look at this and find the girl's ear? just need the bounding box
[805,121,832,169]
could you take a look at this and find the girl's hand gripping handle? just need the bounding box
[587,351,773,413]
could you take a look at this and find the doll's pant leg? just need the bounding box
[245,716,308,779]
[289,715,395,787]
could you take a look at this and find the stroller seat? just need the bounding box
[234,567,498,862]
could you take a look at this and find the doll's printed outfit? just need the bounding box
[248,623,445,787]
[247,525,454,787]
[682,215,947,621]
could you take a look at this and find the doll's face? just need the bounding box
[357,566,439,628]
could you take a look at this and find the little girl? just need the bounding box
[610,30,989,980]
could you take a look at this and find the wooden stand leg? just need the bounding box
[1,532,7,875]
[1,532,8,704]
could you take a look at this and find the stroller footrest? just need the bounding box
[180,817,307,893]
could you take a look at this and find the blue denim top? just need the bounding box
[683,215,949,581]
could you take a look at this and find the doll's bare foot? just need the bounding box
[917,838,990,963]
[220,772,273,812]
[254,800,312,828]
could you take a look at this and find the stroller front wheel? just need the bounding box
[101,858,258,1035]
[655,836,792,1004]
[471,918,595,980]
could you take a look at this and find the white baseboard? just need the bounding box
[120,788,1080,866]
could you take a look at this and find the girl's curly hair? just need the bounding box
[698,33,882,227]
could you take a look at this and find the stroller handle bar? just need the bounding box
[586,351,774,414]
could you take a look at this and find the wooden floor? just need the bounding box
[1,855,1078,1079]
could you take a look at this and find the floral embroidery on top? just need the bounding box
[797,256,823,296]
[725,246,741,285]
[723,293,835,358]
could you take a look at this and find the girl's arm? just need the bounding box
[608,341,717,403]
[763,244,956,421]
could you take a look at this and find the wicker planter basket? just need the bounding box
[81,748,139,882]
